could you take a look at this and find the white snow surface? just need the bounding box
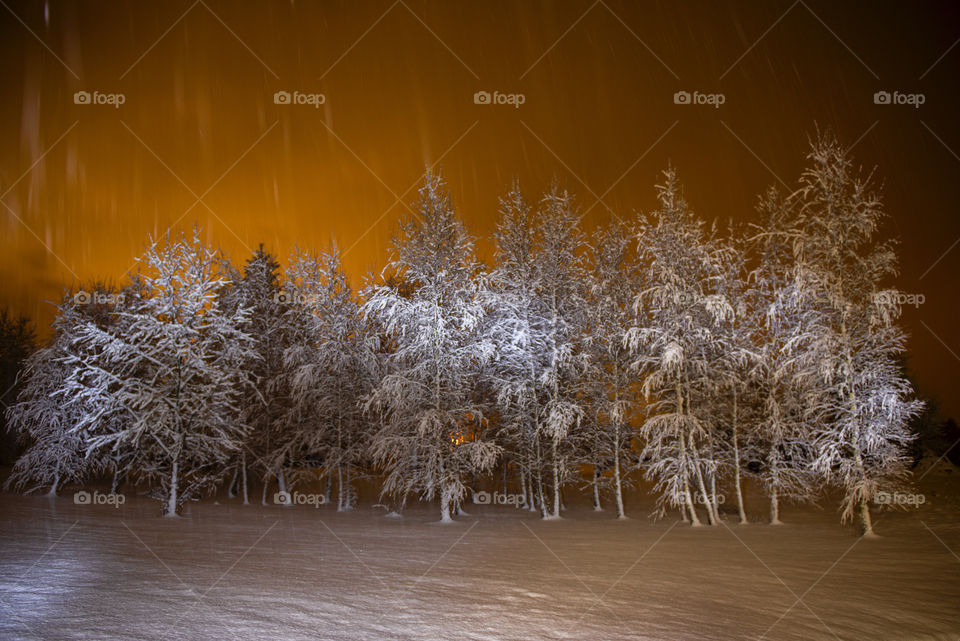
[1,478,958,641]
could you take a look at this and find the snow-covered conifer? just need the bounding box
[364,170,501,522]
[6,294,97,494]
[227,245,294,505]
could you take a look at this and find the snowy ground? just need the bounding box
[1,471,958,641]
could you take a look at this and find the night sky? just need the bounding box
[2,0,959,416]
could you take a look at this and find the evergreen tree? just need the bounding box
[364,170,501,522]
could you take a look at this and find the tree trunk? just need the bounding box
[550,441,561,518]
[860,497,875,537]
[677,382,701,526]
[241,452,249,505]
[770,487,782,525]
[277,469,290,507]
[47,461,61,496]
[47,471,60,497]
[710,470,720,523]
[613,428,626,519]
[536,468,546,517]
[693,453,716,525]
[345,467,353,510]
[440,484,453,523]
[165,459,179,517]
[592,464,602,511]
[519,465,527,508]
[227,463,239,499]
[527,465,537,512]
[680,432,702,526]
[534,438,546,517]
[731,389,748,524]
[683,482,701,526]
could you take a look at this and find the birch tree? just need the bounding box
[792,135,922,536]
[284,246,378,511]
[583,217,639,519]
[626,167,732,525]
[528,184,589,519]
[486,182,551,513]
[743,189,819,524]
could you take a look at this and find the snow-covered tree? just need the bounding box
[792,135,922,536]
[582,217,639,518]
[743,189,819,524]
[66,230,259,516]
[284,246,378,511]
[364,170,501,522]
[530,184,589,519]
[226,245,292,505]
[5,295,94,494]
[626,167,732,525]
[486,182,552,513]
[702,228,754,524]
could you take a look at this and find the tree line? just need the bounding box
[5,133,922,535]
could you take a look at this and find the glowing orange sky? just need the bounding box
[2,1,959,417]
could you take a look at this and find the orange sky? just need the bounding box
[2,0,959,417]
